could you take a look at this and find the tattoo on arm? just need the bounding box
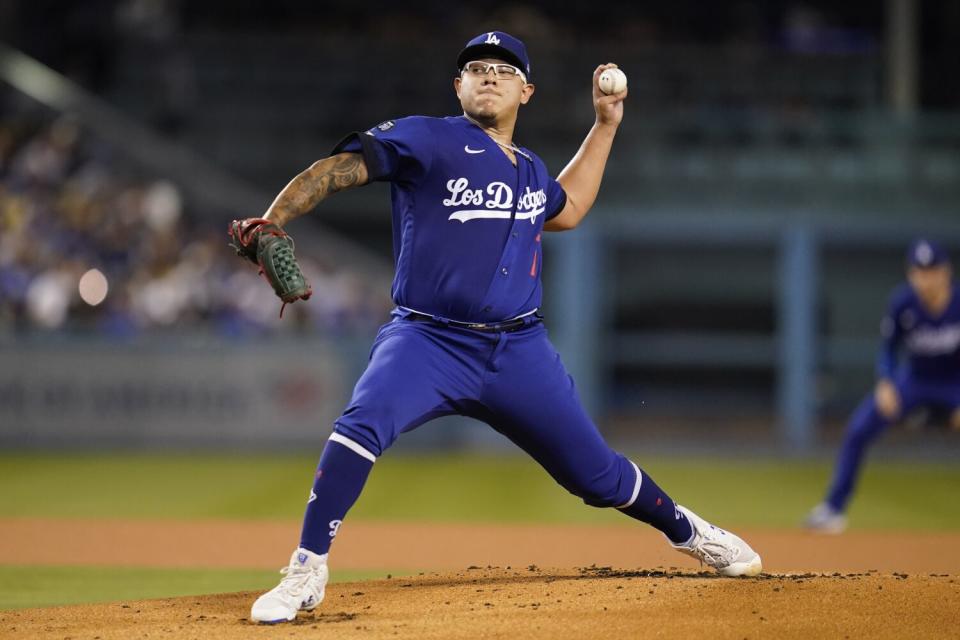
[265,153,368,226]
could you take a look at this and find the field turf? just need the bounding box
[1,453,958,529]
[1,453,958,609]
[0,566,397,610]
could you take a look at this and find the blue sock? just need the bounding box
[299,437,374,555]
[619,467,693,545]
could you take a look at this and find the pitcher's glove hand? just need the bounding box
[228,218,312,313]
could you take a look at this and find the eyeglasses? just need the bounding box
[461,60,527,83]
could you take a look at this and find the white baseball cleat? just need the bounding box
[250,548,329,624]
[803,503,848,534]
[670,505,763,577]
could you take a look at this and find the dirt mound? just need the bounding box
[3,568,957,640]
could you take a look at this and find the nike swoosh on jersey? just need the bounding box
[464,146,485,154]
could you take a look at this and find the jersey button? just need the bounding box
[512,232,519,238]
[483,306,492,312]
[501,267,509,275]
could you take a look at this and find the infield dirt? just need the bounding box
[1,519,959,639]
[3,568,958,639]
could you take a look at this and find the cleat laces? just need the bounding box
[274,563,320,597]
[687,527,738,569]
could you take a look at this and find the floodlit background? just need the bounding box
[0,0,960,453]
[0,0,958,609]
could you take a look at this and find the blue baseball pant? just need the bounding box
[298,316,692,554]
[335,318,637,507]
[825,371,960,512]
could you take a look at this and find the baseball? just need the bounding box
[599,67,627,95]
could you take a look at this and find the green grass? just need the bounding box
[0,453,958,530]
[1,453,958,610]
[0,566,401,610]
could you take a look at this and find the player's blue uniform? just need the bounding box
[297,115,692,554]
[249,36,764,624]
[334,116,564,324]
[250,34,760,623]
[825,282,960,512]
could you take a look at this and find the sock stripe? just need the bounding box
[615,461,643,509]
[328,432,377,463]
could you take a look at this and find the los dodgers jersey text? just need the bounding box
[332,115,567,323]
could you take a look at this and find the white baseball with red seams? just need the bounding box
[599,67,627,95]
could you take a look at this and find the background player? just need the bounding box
[237,31,762,624]
[806,239,960,533]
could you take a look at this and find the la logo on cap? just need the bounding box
[916,242,933,266]
[485,32,500,45]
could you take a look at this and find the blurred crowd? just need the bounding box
[0,107,391,337]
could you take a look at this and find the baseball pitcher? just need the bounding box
[232,31,762,624]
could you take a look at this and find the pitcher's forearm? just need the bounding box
[265,153,369,227]
[555,122,617,226]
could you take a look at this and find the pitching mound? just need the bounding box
[3,567,957,639]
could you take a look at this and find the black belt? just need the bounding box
[406,312,540,333]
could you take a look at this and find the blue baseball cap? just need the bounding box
[907,238,951,268]
[457,31,531,81]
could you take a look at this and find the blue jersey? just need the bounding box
[877,283,960,381]
[332,115,567,323]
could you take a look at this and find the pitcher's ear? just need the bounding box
[519,82,535,105]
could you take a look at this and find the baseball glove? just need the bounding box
[228,218,312,315]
